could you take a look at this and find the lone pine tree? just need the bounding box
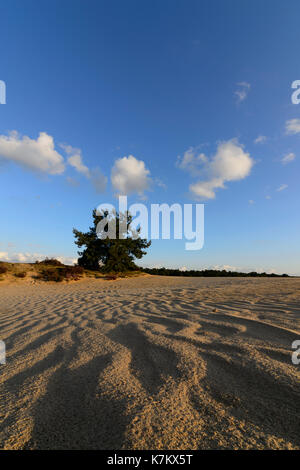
[73,209,151,272]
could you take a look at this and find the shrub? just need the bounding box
[70,265,84,275]
[38,268,64,282]
[37,265,84,282]
[14,272,27,278]
[0,266,8,274]
[60,265,84,280]
[36,258,63,266]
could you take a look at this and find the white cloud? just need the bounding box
[277,184,288,192]
[190,178,224,199]
[0,131,65,174]
[111,155,151,196]
[61,144,90,177]
[285,119,300,135]
[55,256,78,265]
[68,155,90,178]
[0,132,107,192]
[0,252,77,265]
[249,199,255,205]
[61,143,107,193]
[234,82,250,103]
[281,152,295,164]
[178,139,254,200]
[266,195,271,200]
[256,267,278,275]
[254,135,267,144]
[266,268,277,275]
[212,264,239,272]
[176,147,208,175]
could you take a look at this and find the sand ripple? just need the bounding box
[0,276,300,449]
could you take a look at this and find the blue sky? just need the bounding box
[0,0,299,274]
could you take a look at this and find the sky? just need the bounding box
[0,0,299,274]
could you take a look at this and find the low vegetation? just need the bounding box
[0,259,142,282]
[142,267,289,277]
[14,271,27,278]
[36,265,84,282]
[0,265,8,274]
[0,258,290,283]
[35,258,64,266]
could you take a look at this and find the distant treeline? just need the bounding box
[142,267,289,277]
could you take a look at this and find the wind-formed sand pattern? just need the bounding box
[0,276,299,449]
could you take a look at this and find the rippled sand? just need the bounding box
[0,276,299,450]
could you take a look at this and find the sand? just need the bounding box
[0,275,299,450]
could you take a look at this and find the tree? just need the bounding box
[73,209,151,272]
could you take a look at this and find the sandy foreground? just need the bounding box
[0,275,299,450]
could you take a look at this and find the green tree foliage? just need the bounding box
[73,209,151,272]
[142,267,288,277]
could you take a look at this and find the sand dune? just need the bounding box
[0,276,299,449]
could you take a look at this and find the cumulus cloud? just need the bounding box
[234,82,250,103]
[0,131,65,174]
[68,155,90,177]
[256,267,278,275]
[0,252,77,265]
[0,132,107,193]
[189,178,224,199]
[213,264,239,272]
[178,139,254,200]
[281,152,295,164]
[285,119,300,135]
[111,155,152,196]
[176,147,208,175]
[277,184,288,191]
[61,144,90,177]
[254,135,267,144]
[61,143,107,193]
[54,256,77,265]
